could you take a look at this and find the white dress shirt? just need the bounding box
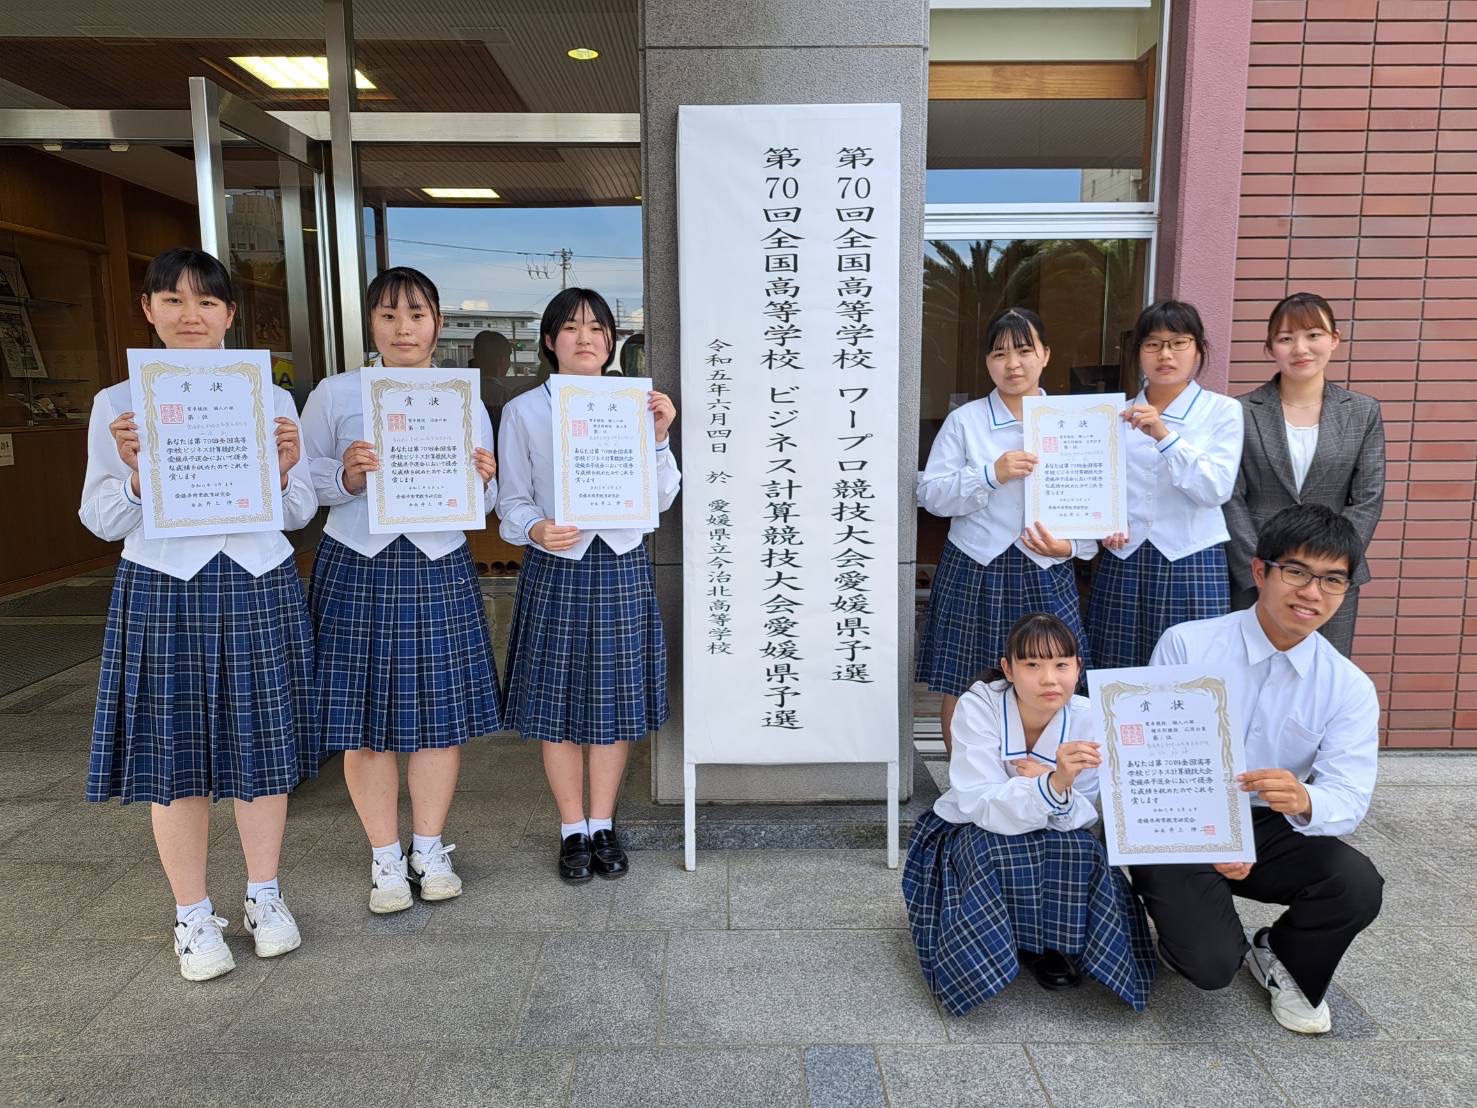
[1285,421,1319,493]
[1150,608,1379,837]
[78,381,316,581]
[917,390,1097,570]
[299,368,496,560]
[1114,380,1244,562]
[933,679,1101,834]
[495,381,681,561]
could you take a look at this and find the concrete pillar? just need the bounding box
[641,1,929,803]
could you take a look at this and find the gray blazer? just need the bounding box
[1224,377,1386,591]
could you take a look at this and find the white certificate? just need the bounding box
[128,348,283,539]
[361,366,485,534]
[1088,664,1257,867]
[1021,392,1128,539]
[548,373,659,528]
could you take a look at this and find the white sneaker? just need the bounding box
[243,891,302,958]
[173,910,235,982]
[369,853,413,914]
[1244,927,1331,1034]
[409,842,462,901]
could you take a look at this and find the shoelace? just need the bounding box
[177,912,229,954]
[415,842,457,876]
[251,893,295,930]
[373,854,408,887]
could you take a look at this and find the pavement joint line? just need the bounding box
[1020,1044,1059,1108]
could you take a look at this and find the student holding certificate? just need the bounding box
[301,267,500,914]
[496,288,679,885]
[1131,504,1383,1034]
[1087,301,1243,667]
[902,614,1155,1014]
[82,249,318,981]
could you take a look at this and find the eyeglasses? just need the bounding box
[1264,560,1351,595]
[1140,336,1196,353]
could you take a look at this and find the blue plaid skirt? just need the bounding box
[309,536,501,752]
[915,542,1091,696]
[902,809,1156,1014]
[88,554,317,805]
[1086,542,1229,669]
[502,539,667,744]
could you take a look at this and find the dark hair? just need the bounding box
[1254,503,1363,579]
[140,248,235,304]
[366,266,442,317]
[979,612,1081,685]
[539,287,618,371]
[1265,292,1338,349]
[984,306,1047,355]
[1131,299,1209,370]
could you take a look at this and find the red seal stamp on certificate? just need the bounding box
[388,413,407,432]
[160,403,184,425]
[446,498,458,508]
[571,419,589,437]
[237,498,250,509]
[1203,824,1217,836]
[1042,435,1059,453]
[1119,723,1144,746]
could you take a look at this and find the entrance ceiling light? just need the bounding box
[567,48,600,61]
[230,56,375,90]
[422,188,501,199]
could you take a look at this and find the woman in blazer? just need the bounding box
[1224,292,1385,657]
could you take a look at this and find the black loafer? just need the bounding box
[1022,947,1081,991]
[590,828,629,879]
[559,832,594,884]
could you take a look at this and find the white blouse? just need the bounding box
[299,368,496,561]
[78,380,317,581]
[1285,421,1319,493]
[495,381,681,561]
[933,678,1101,835]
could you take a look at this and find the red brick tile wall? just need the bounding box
[1235,0,1477,748]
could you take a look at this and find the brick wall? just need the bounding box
[1234,0,1477,748]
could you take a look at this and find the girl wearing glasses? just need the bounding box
[1223,292,1385,657]
[1086,301,1243,668]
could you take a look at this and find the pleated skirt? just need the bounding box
[87,554,317,805]
[1086,542,1230,670]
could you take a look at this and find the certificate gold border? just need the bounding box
[1026,401,1126,534]
[1099,675,1246,858]
[555,382,655,524]
[138,359,275,530]
[368,375,480,528]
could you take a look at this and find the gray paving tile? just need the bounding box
[1248,1041,1477,1108]
[0,796,63,851]
[0,938,156,1049]
[876,1045,1049,1108]
[403,1047,573,1108]
[941,973,1159,1044]
[515,931,666,1045]
[662,929,947,1044]
[1330,925,1477,1039]
[727,849,908,930]
[1142,969,1381,1043]
[421,850,615,933]
[21,800,174,861]
[52,857,248,941]
[279,850,436,937]
[0,710,95,751]
[566,1047,805,1108]
[608,850,729,930]
[0,1049,417,1107]
[1027,1043,1289,1108]
[805,1045,886,1108]
[1349,834,1476,927]
[0,750,77,800]
[1374,753,1477,786]
[223,933,543,1049]
[0,857,133,941]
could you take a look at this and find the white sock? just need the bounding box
[560,819,589,839]
[372,841,403,866]
[588,817,613,835]
[246,878,279,903]
[176,896,212,925]
[411,833,442,857]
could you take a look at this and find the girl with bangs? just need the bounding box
[301,266,500,914]
[916,307,1097,754]
[902,613,1156,1015]
[1086,300,1243,668]
[496,288,679,885]
[1224,293,1385,656]
[83,247,318,981]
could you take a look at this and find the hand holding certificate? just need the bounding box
[127,348,283,539]
[1088,664,1256,867]
[1021,393,1128,539]
[548,373,660,528]
[361,366,485,534]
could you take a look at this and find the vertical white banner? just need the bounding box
[679,103,901,766]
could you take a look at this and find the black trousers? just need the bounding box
[1130,807,1383,1006]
